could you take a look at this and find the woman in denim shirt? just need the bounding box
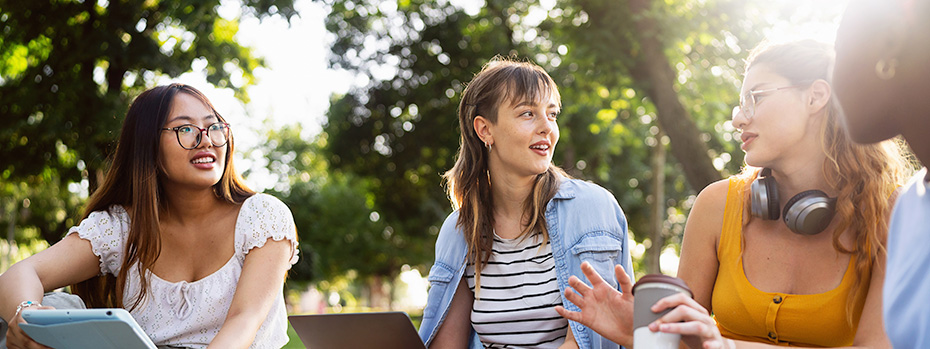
[417,57,633,349]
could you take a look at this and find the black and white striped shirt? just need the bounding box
[465,232,568,348]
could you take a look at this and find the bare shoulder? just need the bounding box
[691,178,731,218]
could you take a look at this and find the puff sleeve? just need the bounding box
[238,194,299,266]
[64,205,130,276]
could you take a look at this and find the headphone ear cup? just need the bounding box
[762,177,780,220]
[783,190,836,235]
[750,177,765,218]
[750,175,780,220]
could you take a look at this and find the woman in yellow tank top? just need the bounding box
[557,41,911,348]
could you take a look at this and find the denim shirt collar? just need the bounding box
[553,178,578,200]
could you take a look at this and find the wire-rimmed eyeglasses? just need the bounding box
[161,122,230,150]
[732,85,807,120]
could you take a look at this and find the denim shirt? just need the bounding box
[883,168,930,349]
[418,178,633,349]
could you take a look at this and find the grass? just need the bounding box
[283,323,305,348]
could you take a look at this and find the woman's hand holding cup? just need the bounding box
[648,294,732,349]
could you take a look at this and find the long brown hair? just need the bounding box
[442,57,568,291]
[71,84,254,309]
[737,41,911,321]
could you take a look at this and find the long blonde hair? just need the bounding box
[442,57,568,290]
[737,41,911,321]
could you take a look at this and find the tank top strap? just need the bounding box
[719,176,750,259]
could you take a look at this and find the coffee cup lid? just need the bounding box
[632,274,693,298]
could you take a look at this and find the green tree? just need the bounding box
[318,0,825,273]
[323,0,524,275]
[0,0,298,245]
[261,125,422,307]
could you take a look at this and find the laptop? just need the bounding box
[288,311,426,349]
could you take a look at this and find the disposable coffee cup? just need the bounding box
[632,274,693,349]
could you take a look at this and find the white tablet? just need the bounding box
[20,308,156,349]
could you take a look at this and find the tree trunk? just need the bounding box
[628,0,722,192]
[646,129,666,275]
[388,278,396,311]
[368,275,388,309]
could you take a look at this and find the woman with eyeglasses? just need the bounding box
[0,84,298,348]
[557,40,909,348]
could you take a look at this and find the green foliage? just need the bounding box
[317,0,779,272]
[550,0,760,245]
[324,0,552,275]
[262,125,423,285]
[0,0,297,244]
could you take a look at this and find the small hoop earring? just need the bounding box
[876,58,898,80]
[485,141,492,152]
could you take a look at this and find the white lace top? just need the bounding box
[66,193,299,348]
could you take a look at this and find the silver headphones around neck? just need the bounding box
[750,168,837,235]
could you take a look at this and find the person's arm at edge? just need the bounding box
[0,233,101,347]
[207,238,292,348]
[429,278,473,349]
[845,186,904,348]
[847,185,897,349]
[848,250,891,348]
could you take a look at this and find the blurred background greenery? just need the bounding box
[1,0,847,321]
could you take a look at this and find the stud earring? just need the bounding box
[876,58,898,80]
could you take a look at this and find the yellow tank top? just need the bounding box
[711,176,869,347]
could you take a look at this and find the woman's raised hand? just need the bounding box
[555,262,635,347]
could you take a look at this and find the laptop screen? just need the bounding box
[288,311,426,349]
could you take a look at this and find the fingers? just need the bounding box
[651,292,707,315]
[649,303,716,335]
[554,305,582,323]
[655,303,709,325]
[581,261,632,295]
[614,264,633,295]
[647,304,723,349]
[655,320,715,337]
[703,339,726,349]
[662,321,725,349]
[567,275,592,296]
[579,261,608,288]
[563,287,585,308]
[9,310,53,349]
